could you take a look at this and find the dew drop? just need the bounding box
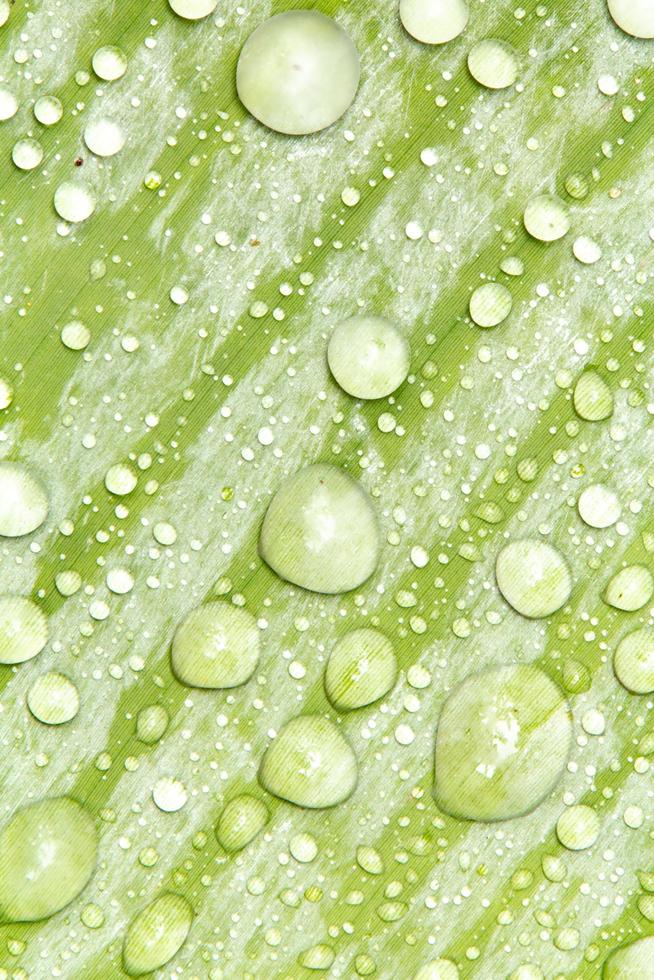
[327,315,410,399]
[54,180,96,223]
[496,539,572,618]
[33,95,63,126]
[604,565,653,611]
[0,462,48,537]
[171,602,260,689]
[83,118,126,157]
[152,777,188,812]
[259,714,358,809]
[399,0,469,45]
[168,0,217,19]
[92,46,127,81]
[467,39,518,89]
[523,194,570,241]
[573,370,613,421]
[0,86,18,121]
[556,804,599,850]
[614,628,654,694]
[27,672,79,725]
[236,11,360,135]
[12,138,43,171]
[607,0,654,38]
[577,483,620,528]
[61,320,91,351]
[136,704,169,744]
[324,628,397,711]
[215,794,269,852]
[469,282,512,328]
[104,463,137,496]
[412,961,460,980]
[123,893,193,977]
[0,596,48,665]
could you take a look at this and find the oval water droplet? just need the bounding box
[237,11,360,135]
[0,463,48,537]
[469,282,512,328]
[324,628,397,711]
[0,797,97,921]
[578,484,620,528]
[399,0,469,45]
[215,794,269,852]
[33,95,62,126]
[614,628,654,694]
[259,464,380,594]
[412,961,459,980]
[171,602,260,689]
[604,565,653,611]
[12,138,43,171]
[0,595,48,665]
[327,315,410,400]
[136,704,169,744]
[259,714,358,809]
[556,804,600,850]
[27,672,79,725]
[496,540,572,618]
[573,370,613,421]
[123,893,193,977]
[83,118,125,157]
[433,664,572,821]
[523,194,570,242]
[468,39,518,89]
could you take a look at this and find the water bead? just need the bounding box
[27,672,79,725]
[259,463,380,594]
[83,118,126,157]
[0,462,48,537]
[54,180,96,223]
[259,714,358,809]
[496,540,572,618]
[604,565,653,611]
[171,602,260,689]
[168,0,217,19]
[61,321,91,351]
[614,628,654,694]
[105,462,137,495]
[573,370,613,421]
[123,893,193,977]
[0,797,97,921]
[92,46,127,81]
[556,804,600,850]
[607,0,654,39]
[412,961,460,980]
[33,95,63,126]
[136,704,169,744]
[12,138,44,171]
[469,282,512,328]
[215,795,269,852]
[577,484,620,528]
[237,11,360,135]
[523,194,570,241]
[468,39,518,90]
[327,315,410,399]
[399,0,469,45]
[324,628,397,711]
[433,664,572,821]
[0,86,18,121]
[0,595,49,665]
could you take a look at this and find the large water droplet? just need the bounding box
[577,483,620,528]
[259,714,358,809]
[54,180,96,223]
[324,628,397,711]
[12,138,43,171]
[433,664,572,821]
[468,39,518,89]
[237,11,360,135]
[84,118,126,157]
[573,370,613,421]
[604,565,653,611]
[92,46,127,81]
[607,0,654,38]
[556,804,600,850]
[327,315,410,400]
[215,794,269,852]
[123,893,193,977]
[399,0,468,45]
[0,596,48,665]
[259,464,380,594]
[469,282,512,328]
[27,672,79,725]
[0,463,48,537]
[0,797,97,921]
[523,194,570,242]
[613,628,654,693]
[496,540,572,618]
[171,602,260,689]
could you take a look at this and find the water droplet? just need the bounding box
[399,0,468,45]
[27,672,79,725]
[123,893,193,977]
[328,315,410,400]
[556,804,599,850]
[573,235,602,264]
[0,463,48,537]
[573,370,613,421]
[0,86,18,121]
[259,714,358,809]
[84,118,125,157]
[54,180,96,223]
[356,845,384,875]
[433,664,572,821]
[171,602,259,689]
[299,944,335,971]
[412,961,460,980]
[33,95,63,126]
[168,0,217,19]
[0,798,97,921]
[12,137,43,171]
[136,705,169,744]
[614,628,654,693]
[215,794,269,852]
[607,0,654,38]
[325,628,397,711]
[496,540,571,618]
[236,11,360,135]
[469,282,512,328]
[604,565,653,611]
[577,483,620,528]
[0,595,48,665]
[92,45,127,81]
[61,320,90,351]
[523,194,570,241]
[259,464,380,594]
[104,463,137,496]
[152,777,188,812]
[468,39,518,89]
[289,832,318,863]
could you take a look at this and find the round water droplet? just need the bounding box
[0,86,18,121]
[467,39,518,89]
[92,46,127,81]
[614,628,654,694]
[412,961,459,980]
[136,704,169,744]
[290,832,318,863]
[469,282,512,328]
[12,138,43,171]
[0,797,97,921]
[0,462,48,537]
[34,95,63,126]
[171,602,260,689]
[54,180,96,223]
[168,0,217,18]
[259,714,358,809]
[123,893,193,977]
[399,0,468,45]
[324,628,397,711]
[0,379,13,409]
[105,463,137,496]
[61,320,90,350]
[327,315,410,400]
[259,464,380,594]
[604,565,653,612]
[215,794,269,852]
[573,370,613,421]
[0,595,48,665]
[523,194,570,241]
[607,0,654,38]
[605,937,654,979]
[152,777,187,812]
[27,672,79,725]
[496,540,572,618]
[433,664,572,821]
[556,804,599,850]
[573,235,602,264]
[357,845,384,875]
[237,11,360,135]
[577,484,620,528]
[83,118,125,157]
